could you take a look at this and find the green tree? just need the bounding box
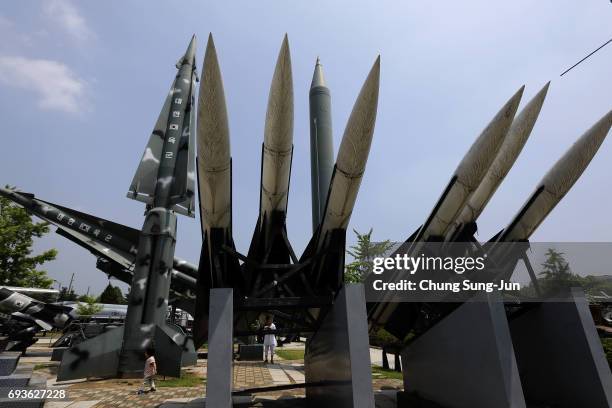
[345,228,393,283]
[76,297,102,317]
[98,283,126,304]
[520,248,594,297]
[538,249,583,295]
[0,189,56,288]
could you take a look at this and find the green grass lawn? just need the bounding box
[371,365,403,380]
[156,372,203,388]
[275,349,305,360]
[34,363,56,370]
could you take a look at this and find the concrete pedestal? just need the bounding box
[510,288,612,408]
[239,344,263,361]
[206,288,234,408]
[400,293,526,408]
[305,284,375,408]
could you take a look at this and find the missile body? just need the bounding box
[367,87,524,330]
[194,34,241,346]
[414,86,524,242]
[0,287,72,330]
[446,83,550,241]
[127,39,197,217]
[309,58,334,233]
[318,57,380,238]
[260,35,293,222]
[0,188,196,295]
[246,35,295,268]
[0,187,138,268]
[496,110,612,244]
[117,36,199,377]
[300,57,380,290]
[197,35,232,235]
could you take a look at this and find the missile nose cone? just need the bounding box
[197,33,232,230]
[310,56,327,89]
[198,33,230,166]
[265,35,294,151]
[319,56,380,233]
[180,34,197,66]
[454,83,550,227]
[501,109,611,242]
[455,85,523,189]
[336,56,380,175]
[542,109,612,198]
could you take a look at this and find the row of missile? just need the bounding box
[2,33,609,336]
[368,81,612,329]
[0,34,380,319]
[196,33,379,297]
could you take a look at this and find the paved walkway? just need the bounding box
[18,343,401,407]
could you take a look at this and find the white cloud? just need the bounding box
[43,0,94,44]
[0,56,87,113]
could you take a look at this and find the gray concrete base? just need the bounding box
[0,352,21,375]
[206,288,234,408]
[51,347,68,362]
[305,283,375,408]
[57,325,123,381]
[510,288,612,408]
[155,324,198,378]
[239,344,263,361]
[57,322,197,381]
[400,293,526,408]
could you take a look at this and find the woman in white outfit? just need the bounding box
[263,316,277,364]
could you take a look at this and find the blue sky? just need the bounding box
[0,1,610,295]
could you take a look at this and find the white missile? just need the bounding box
[369,86,524,328]
[260,35,294,220]
[413,86,524,242]
[197,34,232,232]
[498,109,612,242]
[446,82,550,240]
[318,56,380,237]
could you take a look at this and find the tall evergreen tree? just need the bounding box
[98,283,126,304]
[345,228,393,283]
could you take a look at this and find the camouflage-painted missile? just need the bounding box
[318,56,380,239]
[56,37,200,381]
[0,187,138,268]
[446,83,550,241]
[260,35,293,222]
[115,35,199,378]
[0,287,72,330]
[0,188,197,292]
[127,38,197,217]
[411,86,525,243]
[309,57,334,233]
[496,109,612,243]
